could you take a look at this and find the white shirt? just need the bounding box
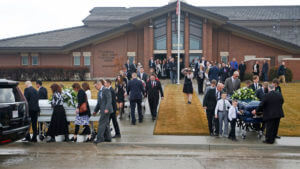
[215,99,231,115]
[85,90,92,99]
[228,106,238,121]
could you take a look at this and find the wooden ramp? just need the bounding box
[154,84,209,135]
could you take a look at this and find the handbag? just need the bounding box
[79,102,88,113]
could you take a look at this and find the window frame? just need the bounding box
[74,55,80,66]
[21,56,29,66]
[31,55,39,66]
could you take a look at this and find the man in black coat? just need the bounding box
[127,73,145,125]
[105,80,121,138]
[219,63,230,83]
[203,83,224,136]
[262,60,269,82]
[249,75,262,92]
[252,85,284,144]
[36,80,48,99]
[238,61,246,81]
[137,67,148,82]
[149,56,156,69]
[23,81,39,142]
[145,74,164,121]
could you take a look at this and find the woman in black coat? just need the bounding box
[47,84,69,143]
[71,83,92,142]
[182,68,194,104]
[115,75,126,119]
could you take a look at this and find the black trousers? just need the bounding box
[26,111,38,140]
[206,109,214,134]
[229,119,237,139]
[130,99,143,124]
[265,118,280,143]
[240,72,245,81]
[109,112,120,135]
[148,97,159,118]
[197,77,204,94]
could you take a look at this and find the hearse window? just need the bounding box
[0,88,20,103]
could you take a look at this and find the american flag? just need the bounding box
[176,0,180,15]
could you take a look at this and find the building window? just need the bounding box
[84,56,90,66]
[32,56,38,65]
[154,16,167,50]
[74,56,80,66]
[22,56,28,65]
[172,12,184,50]
[189,15,202,50]
[221,55,228,64]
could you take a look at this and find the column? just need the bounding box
[167,13,172,58]
[184,13,189,67]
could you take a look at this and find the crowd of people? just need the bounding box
[22,56,287,145]
[22,60,164,143]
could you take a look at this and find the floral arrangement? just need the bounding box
[49,87,78,108]
[231,87,258,101]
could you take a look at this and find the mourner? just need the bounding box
[249,75,262,92]
[23,81,40,142]
[145,74,164,121]
[115,75,126,119]
[93,80,113,144]
[224,71,241,95]
[106,79,121,138]
[71,83,92,142]
[182,68,194,104]
[215,92,231,137]
[36,80,48,99]
[46,84,69,143]
[252,84,284,144]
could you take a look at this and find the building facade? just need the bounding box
[0,2,300,79]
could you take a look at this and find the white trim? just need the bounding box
[21,53,28,57]
[153,50,167,54]
[189,50,203,53]
[171,50,185,54]
[282,58,300,61]
[83,52,91,57]
[127,52,136,57]
[244,55,256,61]
[278,55,293,62]
[245,57,271,62]
[72,52,81,57]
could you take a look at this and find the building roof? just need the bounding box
[0,2,300,53]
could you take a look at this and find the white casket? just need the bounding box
[38,99,100,122]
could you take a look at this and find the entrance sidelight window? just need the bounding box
[189,15,202,50]
[154,16,167,50]
[172,12,184,50]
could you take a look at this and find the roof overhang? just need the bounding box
[222,23,300,54]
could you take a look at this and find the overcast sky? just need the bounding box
[0,0,299,39]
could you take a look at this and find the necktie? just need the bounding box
[152,81,154,88]
[223,99,226,113]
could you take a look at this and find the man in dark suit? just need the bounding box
[127,73,145,125]
[249,75,262,92]
[169,58,177,84]
[224,71,241,95]
[149,56,156,69]
[105,80,121,138]
[219,63,230,83]
[125,59,132,80]
[36,80,48,99]
[208,63,219,82]
[35,80,48,141]
[262,60,269,81]
[137,67,148,82]
[93,80,113,144]
[238,61,246,81]
[23,81,39,142]
[252,84,284,144]
[203,83,224,136]
[145,74,164,121]
[255,82,269,101]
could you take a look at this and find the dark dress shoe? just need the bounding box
[139,119,143,123]
[47,138,56,143]
[85,138,92,143]
[70,137,77,142]
[187,101,191,104]
[64,135,70,142]
[131,122,136,125]
[231,138,238,141]
[112,134,121,138]
[152,117,156,121]
[30,138,37,143]
[39,135,45,141]
[275,136,281,139]
[104,139,112,142]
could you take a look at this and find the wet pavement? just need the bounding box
[1,82,300,168]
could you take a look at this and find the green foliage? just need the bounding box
[231,87,258,101]
[49,87,78,108]
[0,66,89,81]
[269,67,293,82]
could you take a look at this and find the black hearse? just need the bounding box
[0,79,30,145]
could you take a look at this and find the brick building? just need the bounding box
[0,2,300,79]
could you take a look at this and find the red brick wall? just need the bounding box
[167,14,172,58]
[0,53,20,66]
[203,21,213,61]
[283,59,300,81]
[40,53,72,66]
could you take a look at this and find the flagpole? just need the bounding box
[177,0,181,84]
